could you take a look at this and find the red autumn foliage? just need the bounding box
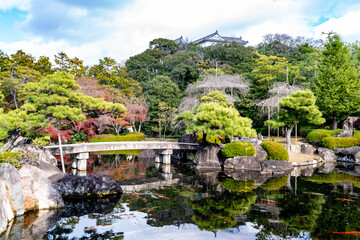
[124,102,149,132]
[70,118,96,141]
[39,126,73,141]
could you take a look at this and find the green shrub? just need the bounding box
[299,126,317,137]
[306,129,342,143]
[89,132,145,142]
[260,141,289,161]
[0,152,23,169]
[221,178,255,193]
[321,131,360,149]
[32,136,50,146]
[70,132,87,143]
[260,176,288,190]
[221,142,255,158]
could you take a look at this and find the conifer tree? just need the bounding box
[266,90,325,145]
[312,32,360,129]
[177,91,256,141]
[0,72,126,171]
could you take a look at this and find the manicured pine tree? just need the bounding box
[178,91,256,141]
[266,90,325,145]
[1,72,126,171]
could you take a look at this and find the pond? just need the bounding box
[3,153,360,240]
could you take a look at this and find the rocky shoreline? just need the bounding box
[0,149,123,235]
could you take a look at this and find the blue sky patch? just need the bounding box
[0,9,27,42]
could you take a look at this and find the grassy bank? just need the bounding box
[89,132,145,142]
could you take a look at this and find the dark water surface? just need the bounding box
[3,153,360,240]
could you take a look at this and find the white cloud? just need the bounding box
[2,0,360,66]
[0,0,30,11]
[314,10,360,43]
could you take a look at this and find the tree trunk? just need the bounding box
[13,91,18,109]
[286,125,294,146]
[57,123,65,173]
[202,131,207,143]
[138,122,142,133]
[332,116,337,130]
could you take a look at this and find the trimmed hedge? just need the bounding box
[321,131,360,149]
[89,132,145,142]
[306,129,342,143]
[221,142,256,158]
[299,126,317,137]
[260,141,289,161]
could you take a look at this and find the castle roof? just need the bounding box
[192,30,248,45]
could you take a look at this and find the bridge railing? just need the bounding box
[44,141,199,155]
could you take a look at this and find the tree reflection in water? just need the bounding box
[7,164,360,240]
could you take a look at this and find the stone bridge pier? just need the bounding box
[71,152,89,171]
[154,149,173,164]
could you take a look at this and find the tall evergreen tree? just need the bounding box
[312,32,360,129]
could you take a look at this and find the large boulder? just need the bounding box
[0,163,24,216]
[301,143,316,155]
[254,144,268,162]
[224,156,261,171]
[49,173,123,199]
[260,160,293,175]
[19,164,64,212]
[178,133,197,143]
[342,116,360,130]
[36,161,62,178]
[333,146,360,163]
[332,130,353,137]
[0,181,14,235]
[11,144,57,166]
[194,143,222,170]
[318,148,336,162]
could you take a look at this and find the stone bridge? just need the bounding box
[44,141,199,171]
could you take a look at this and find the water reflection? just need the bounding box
[5,154,360,239]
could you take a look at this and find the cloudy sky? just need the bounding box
[1,0,360,65]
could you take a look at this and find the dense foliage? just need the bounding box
[0,152,23,169]
[312,32,360,129]
[260,141,289,161]
[1,31,359,141]
[221,142,256,158]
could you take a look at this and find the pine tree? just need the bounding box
[312,32,360,129]
[266,90,325,145]
[0,72,126,171]
[177,91,256,140]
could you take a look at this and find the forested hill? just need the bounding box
[1,33,360,140]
